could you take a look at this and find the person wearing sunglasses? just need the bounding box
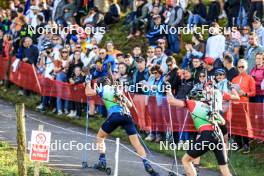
[232,59,256,154]
[98,48,116,77]
[146,46,156,69]
[144,65,166,143]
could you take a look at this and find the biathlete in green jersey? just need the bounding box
[85,77,160,176]
[167,89,233,176]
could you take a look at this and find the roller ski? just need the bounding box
[144,160,160,176]
[93,155,112,175]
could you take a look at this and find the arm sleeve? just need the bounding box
[247,77,256,97]
[172,8,183,27]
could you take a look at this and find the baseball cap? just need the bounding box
[215,68,226,75]
[203,57,214,65]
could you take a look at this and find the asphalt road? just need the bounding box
[0,99,219,176]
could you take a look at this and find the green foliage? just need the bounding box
[0,141,65,176]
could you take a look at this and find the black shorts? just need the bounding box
[187,130,227,165]
[101,113,137,135]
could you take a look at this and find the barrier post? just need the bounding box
[114,138,120,176]
[16,103,27,176]
[34,125,44,176]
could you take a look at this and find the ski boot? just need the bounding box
[144,162,160,176]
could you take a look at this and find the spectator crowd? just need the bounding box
[0,0,263,154]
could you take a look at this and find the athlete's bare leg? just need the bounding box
[97,128,108,154]
[182,153,197,176]
[219,165,232,176]
[129,134,146,157]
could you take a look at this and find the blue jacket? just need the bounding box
[132,68,149,86]
[102,55,116,75]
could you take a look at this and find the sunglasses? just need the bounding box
[167,64,172,67]
[238,66,245,69]
[62,51,68,53]
[152,72,158,74]
[147,51,154,53]
[199,75,206,78]
[99,53,105,55]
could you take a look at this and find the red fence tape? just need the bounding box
[0,57,263,140]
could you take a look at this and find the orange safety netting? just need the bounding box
[0,57,263,140]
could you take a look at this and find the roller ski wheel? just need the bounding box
[168,172,176,176]
[81,162,88,168]
[145,163,160,176]
[93,163,112,175]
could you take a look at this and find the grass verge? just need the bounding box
[0,141,65,176]
[0,84,264,176]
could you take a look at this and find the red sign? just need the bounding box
[30,131,51,162]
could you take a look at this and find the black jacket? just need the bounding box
[176,78,194,100]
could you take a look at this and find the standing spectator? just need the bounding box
[132,57,149,94]
[190,56,203,83]
[68,50,84,79]
[118,62,130,85]
[232,59,256,153]
[105,41,122,59]
[144,65,166,142]
[156,38,172,56]
[252,16,264,47]
[225,0,239,26]
[224,30,240,64]
[203,57,215,77]
[165,56,180,94]
[124,54,138,78]
[146,46,157,69]
[68,66,85,119]
[36,43,55,112]
[104,0,121,25]
[98,48,116,75]
[175,68,194,142]
[205,23,225,65]
[223,54,239,81]
[245,32,264,73]
[55,60,70,115]
[153,46,168,73]
[16,37,39,65]
[250,52,264,103]
[181,34,205,69]
[240,26,251,55]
